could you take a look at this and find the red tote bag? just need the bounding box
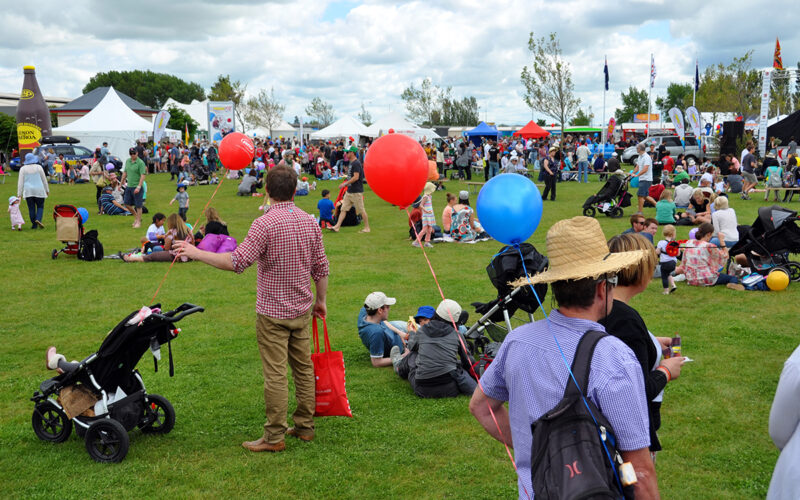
[312,317,353,417]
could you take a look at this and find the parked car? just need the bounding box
[620,135,702,164]
[9,155,21,171]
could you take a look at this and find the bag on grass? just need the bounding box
[530,330,633,499]
[311,317,352,417]
[78,229,104,261]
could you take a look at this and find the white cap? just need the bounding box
[317,158,324,163]
[611,152,618,157]
[436,299,462,321]
[364,291,396,309]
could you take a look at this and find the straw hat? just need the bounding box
[512,216,645,286]
[423,182,436,195]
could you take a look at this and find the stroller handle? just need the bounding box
[150,303,204,323]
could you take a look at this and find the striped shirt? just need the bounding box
[231,201,329,319]
[480,310,650,499]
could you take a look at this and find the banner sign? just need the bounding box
[633,113,659,123]
[668,107,685,144]
[207,101,235,142]
[153,109,170,144]
[684,106,702,139]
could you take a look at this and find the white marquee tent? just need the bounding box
[363,112,440,141]
[54,87,177,156]
[249,120,298,139]
[310,115,368,141]
[164,97,209,131]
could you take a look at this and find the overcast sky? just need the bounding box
[0,0,796,127]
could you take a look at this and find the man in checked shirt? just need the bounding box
[175,166,329,453]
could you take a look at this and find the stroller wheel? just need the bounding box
[786,262,800,282]
[139,394,175,434]
[582,207,596,217]
[85,419,129,463]
[51,249,58,260]
[32,401,72,443]
[609,207,624,219]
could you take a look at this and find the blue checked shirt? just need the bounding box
[480,309,650,499]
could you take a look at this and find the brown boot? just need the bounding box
[286,427,314,442]
[241,437,285,452]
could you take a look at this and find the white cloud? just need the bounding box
[0,0,796,127]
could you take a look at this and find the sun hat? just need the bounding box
[458,190,469,201]
[512,216,646,286]
[688,158,696,166]
[414,306,436,320]
[8,195,19,205]
[423,182,436,195]
[282,149,294,157]
[364,291,396,309]
[549,146,558,153]
[612,152,618,157]
[24,153,38,164]
[176,183,187,192]
[435,299,462,321]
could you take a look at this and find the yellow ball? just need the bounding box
[766,268,790,291]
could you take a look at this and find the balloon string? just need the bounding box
[404,208,528,500]
[148,174,228,306]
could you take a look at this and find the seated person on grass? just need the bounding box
[357,292,409,367]
[406,305,435,334]
[390,299,477,399]
[98,186,131,215]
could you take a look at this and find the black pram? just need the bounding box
[30,303,203,463]
[582,173,631,219]
[465,243,548,376]
[728,205,800,281]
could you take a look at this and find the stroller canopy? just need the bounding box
[756,206,797,233]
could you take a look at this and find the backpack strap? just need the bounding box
[563,329,607,399]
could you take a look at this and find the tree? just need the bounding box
[244,87,285,138]
[83,70,205,108]
[0,114,17,154]
[401,78,437,125]
[614,86,649,124]
[520,32,581,139]
[438,93,479,126]
[536,118,546,126]
[305,97,336,127]
[209,75,247,132]
[358,102,372,126]
[569,108,594,126]
[655,82,693,120]
[695,52,760,119]
[166,106,200,142]
[770,73,792,116]
[401,79,478,126]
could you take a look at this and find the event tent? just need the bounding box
[54,86,164,157]
[164,97,209,131]
[363,112,440,141]
[512,121,550,139]
[767,110,800,144]
[249,120,298,139]
[310,115,368,141]
[464,121,500,145]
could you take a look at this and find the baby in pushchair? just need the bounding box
[582,166,630,218]
[32,303,203,463]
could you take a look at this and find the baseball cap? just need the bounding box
[364,291,396,309]
[414,306,435,320]
[346,146,358,153]
[611,152,618,157]
[435,299,462,321]
[129,147,137,155]
[458,190,469,201]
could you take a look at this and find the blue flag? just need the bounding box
[694,60,700,91]
[604,57,609,91]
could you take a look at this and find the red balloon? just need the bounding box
[364,134,428,208]
[219,132,254,170]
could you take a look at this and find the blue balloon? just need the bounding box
[77,207,89,224]
[477,174,543,245]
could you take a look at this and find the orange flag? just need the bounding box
[773,38,784,70]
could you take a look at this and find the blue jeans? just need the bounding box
[578,161,590,183]
[26,197,44,225]
[710,238,738,248]
[488,161,499,179]
[714,273,739,285]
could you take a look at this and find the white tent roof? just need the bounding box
[164,98,209,130]
[310,115,368,140]
[363,112,440,141]
[57,87,154,132]
[249,120,298,138]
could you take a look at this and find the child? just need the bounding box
[414,182,436,248]
[713,174,726,196]
[170,183,190,221]
[655,224,678,294]
[655,189,677,224]
[141,212,167,253]
[317,189,335,229]
[53,154,65,184]
[441,192,457,235]
[8,196,23,230]
[296,176,310,196]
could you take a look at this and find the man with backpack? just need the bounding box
[470,216,659,499]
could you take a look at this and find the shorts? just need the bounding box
[340,192,365,215]
[742,172,757,184]
[123,186,144,208]
[637,180,652,197]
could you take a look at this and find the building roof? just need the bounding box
[52,87,155,114]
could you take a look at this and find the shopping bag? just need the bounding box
[311,317,352,417]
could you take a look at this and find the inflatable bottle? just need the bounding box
[16,66,52,156]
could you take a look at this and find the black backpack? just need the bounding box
[78,229,104,261]
[530,330,633,500]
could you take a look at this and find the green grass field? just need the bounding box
[0,168,795,499]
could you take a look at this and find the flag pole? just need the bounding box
[647,53,652,138]
[602,55,607,147]
[693,56,697,107]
